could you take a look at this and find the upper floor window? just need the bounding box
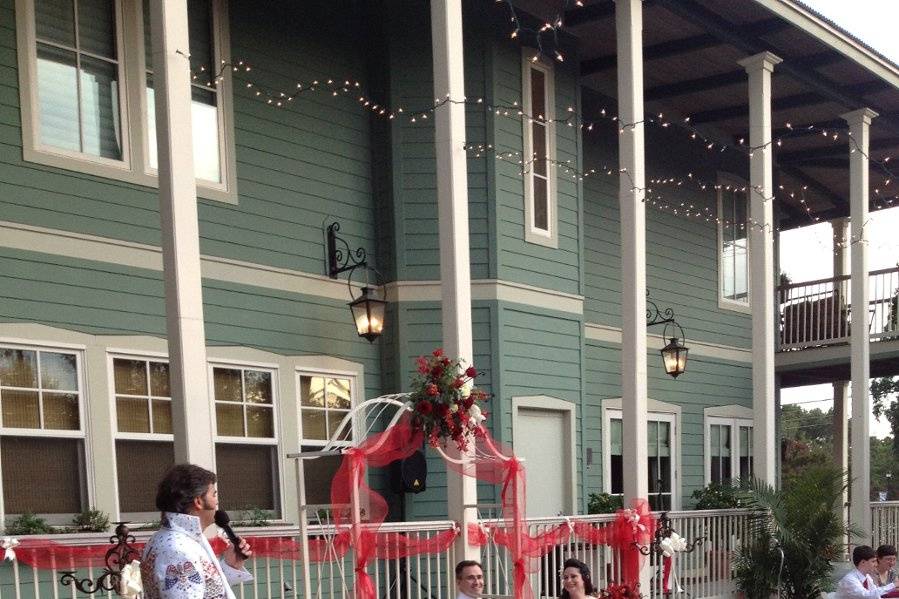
[706,416,753,484]
[718,176,749,308]
[521,52,557,248]
[1,345,86,516]
[16,0,236,202]
[212,365,280,517]
[299,373,355,507]
[604,409,676,511]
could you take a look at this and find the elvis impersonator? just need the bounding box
[140,464,254,598]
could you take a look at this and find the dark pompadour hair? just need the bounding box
[877,544,898,559]
[854,545,878,565]
[155,464,217,514]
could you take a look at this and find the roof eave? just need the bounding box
[752,0,899,92]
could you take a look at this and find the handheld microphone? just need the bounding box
[214,509,249,560]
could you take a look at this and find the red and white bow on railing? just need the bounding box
[1,537,19,561]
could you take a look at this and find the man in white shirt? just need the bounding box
[838,545,898,599]
[456,560,485,599]
[141,464,254,599]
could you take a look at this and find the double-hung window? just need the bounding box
[605,409,676,511]
[212,365,280,517]
[16,0,236,201]
[521,52,557,247]
[298,373,355,509]
[706,417,753,484]
[112,356,175,515]
[1,345,86,517]
[718,176,749,308]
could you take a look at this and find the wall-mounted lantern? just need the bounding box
[326,222,385,343]
[647,292,689,378]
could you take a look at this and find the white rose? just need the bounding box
[460,381,472,399]
[450,403,459,413]
[119,559,143,599]
[468,404,486,426]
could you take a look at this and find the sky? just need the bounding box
[779,0,899,437]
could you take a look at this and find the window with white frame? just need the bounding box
[0,345,86,515]
[298,373,354,507]
[718,177,749,306]
[605,410,676,511]
[16,0,235,199]
[706,417,753,484]
[112,356,175,514]
[212,365,280,516]
[521,52,557,247]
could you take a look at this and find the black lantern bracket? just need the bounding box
[59,522,141,594]
[646,290,690,378]
[325,221,387,342]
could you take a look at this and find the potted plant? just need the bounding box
[734,464,856,599]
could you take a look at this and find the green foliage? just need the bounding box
[872,376,899,456]
[587,492,622,514]
[6,512,54,535]
[734,465,856,599]
[690,481,742,510]
[72,508,110,533]
[237,506,273,527]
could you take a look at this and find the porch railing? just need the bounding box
[872,501,899,546]
[478,509,753,599]
[777,266,899,351]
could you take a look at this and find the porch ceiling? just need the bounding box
[513,0,899,230]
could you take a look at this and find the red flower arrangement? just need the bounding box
[409,349,488,450]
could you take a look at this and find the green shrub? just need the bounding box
[690,480,742,510]
[587,492,623,514]
[237,506,273,527]
[72,508,110,533]
[6,512,54,535]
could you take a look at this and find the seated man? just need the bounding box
[838,545,897,599]
[141,464,254,599]
[875,545,898,587]
[456,560,485,599]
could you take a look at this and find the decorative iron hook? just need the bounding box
[59,522,140,595]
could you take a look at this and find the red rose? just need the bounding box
[463,397,474,410]
[416,356,429,374]
[417,399,433,415]
[433,348,444,357]
[436,403,449,417]
[465,366,477,378]
[426,383,439,396]
[452,377,464,388]
[431,364,444,378]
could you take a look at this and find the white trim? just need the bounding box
[511,395,577,515]
[521,50,558,248]
[584,323,752,363]
[601,400,680,510]
[14,0,237,204]
[717,172,751,313]
[386,279,584,314]
[703,414,753,485]
[751,0,899,90]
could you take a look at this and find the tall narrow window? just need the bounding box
[34,0,123,159]
[718,180,749,306]
[606,410,676,511]
[299,374,354,507]
[112,356,175,514]
[1,346,86,515]
[144,0,222,183]
[212,366,279,517]
[522,54,557,247]
[705,417,753,484]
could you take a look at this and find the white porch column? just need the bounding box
[844,107,877,540]
[430,0,477,559]
[616,0,648,508]
[150,0,215,467]
[832,219,850,522]
[738,51,781,485]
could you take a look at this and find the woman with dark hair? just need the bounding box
[875,544,898,587]
[559,558,596,599]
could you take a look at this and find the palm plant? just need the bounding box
[733,464,855,599]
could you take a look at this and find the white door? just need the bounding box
[517,408,568,516]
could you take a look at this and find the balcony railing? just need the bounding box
[777,266,899,351]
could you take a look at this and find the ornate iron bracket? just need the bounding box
[646,290,687,343]
[59,522,140,595]
[327,222,368,279]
